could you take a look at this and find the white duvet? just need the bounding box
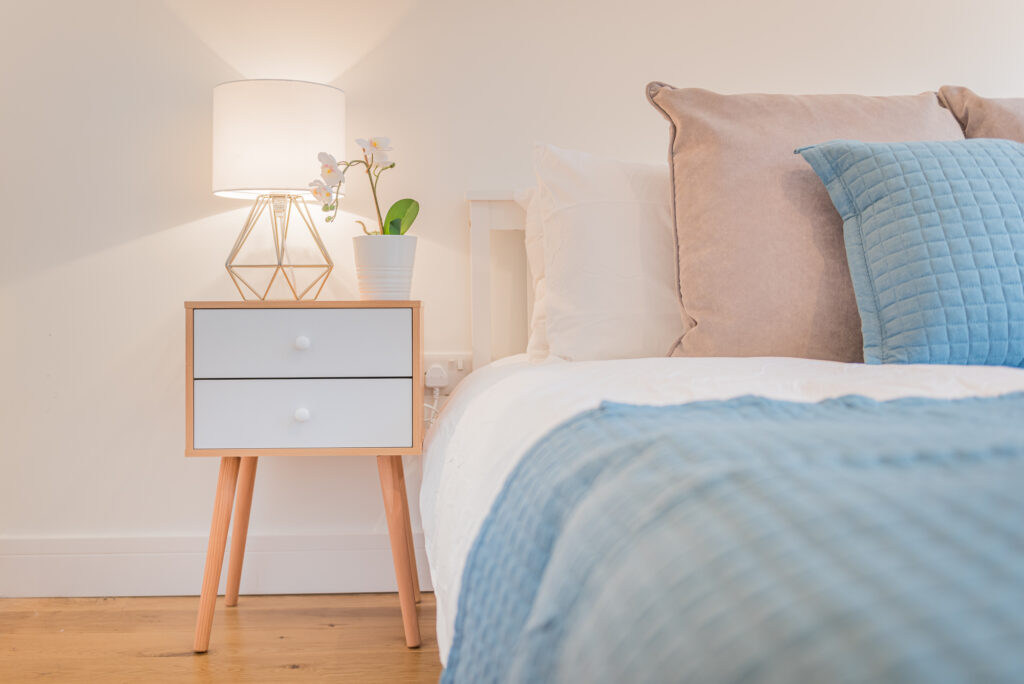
[419,354,1024,663]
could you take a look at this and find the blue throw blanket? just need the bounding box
[442,394,1024,683]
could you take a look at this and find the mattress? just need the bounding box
[420,354,1024,663]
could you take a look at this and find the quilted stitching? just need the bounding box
[798,139,1024,366]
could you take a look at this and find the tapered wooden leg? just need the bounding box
[396,457,421,603]
[377,455,421,648]
[193,456,241,653]
[224,456,258,607]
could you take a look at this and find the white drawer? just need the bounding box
[192,308,412,379]
[193,379,412,449]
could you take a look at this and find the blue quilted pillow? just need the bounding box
[797,139,1024,366]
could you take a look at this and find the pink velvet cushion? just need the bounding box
[646,84,965,361]
[939,86,1024,142]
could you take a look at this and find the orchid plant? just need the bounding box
[310,137,420,236]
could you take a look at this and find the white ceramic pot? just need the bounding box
[352,234,418,300]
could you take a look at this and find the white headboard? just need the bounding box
[467,192,530,369]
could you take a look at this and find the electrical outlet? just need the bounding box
[422,352,473,395]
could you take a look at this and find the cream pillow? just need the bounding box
[514,188,550,360]
[532,144,684,361]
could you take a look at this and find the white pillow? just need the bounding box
[533,144,684,361]
[514,188,549,360]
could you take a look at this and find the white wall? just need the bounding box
[3,0,1023,596]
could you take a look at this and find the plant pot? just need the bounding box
[352,234,418,300]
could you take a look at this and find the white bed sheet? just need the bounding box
[419,354,1024,663]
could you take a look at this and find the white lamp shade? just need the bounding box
[212,79,346,199]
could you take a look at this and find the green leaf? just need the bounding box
[382,198,419,235]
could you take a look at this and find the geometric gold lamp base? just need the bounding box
[226,194,334,301]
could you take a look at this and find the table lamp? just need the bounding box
[213,79,346,300]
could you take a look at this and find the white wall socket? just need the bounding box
[422,352,473,395]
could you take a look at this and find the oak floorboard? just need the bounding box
[0,593,441,683]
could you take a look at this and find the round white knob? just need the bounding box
[294,335,311,350]
[293,407,311,423]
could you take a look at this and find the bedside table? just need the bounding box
[185,301,423,652]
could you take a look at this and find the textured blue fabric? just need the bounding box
[442,394,1024,684]
[797,139,1024,366]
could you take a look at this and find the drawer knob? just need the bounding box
[293,407,311,423]
[294,335,311,351]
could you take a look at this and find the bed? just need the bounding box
[419,86,1024,683]
[422,355,1024,664]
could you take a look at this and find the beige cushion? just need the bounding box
[646,84,965,361]
[938,86,1024,141]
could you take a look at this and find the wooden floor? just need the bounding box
[0,593,441,683]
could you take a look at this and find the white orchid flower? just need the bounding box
[356,137,393,156]
[318,151,345,187]
[308,179,334,205]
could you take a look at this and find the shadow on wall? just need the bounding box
[162,0,420,84]
[0,0,242,286]
[0,0,425,288]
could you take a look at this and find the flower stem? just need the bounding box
[364,153,385,232]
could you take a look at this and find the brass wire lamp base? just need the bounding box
[226,194,334,301]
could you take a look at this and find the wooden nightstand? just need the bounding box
[185,301,423,653]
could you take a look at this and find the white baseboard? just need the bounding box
[0,534,433,598]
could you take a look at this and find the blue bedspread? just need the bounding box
[442,394,1024,683]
